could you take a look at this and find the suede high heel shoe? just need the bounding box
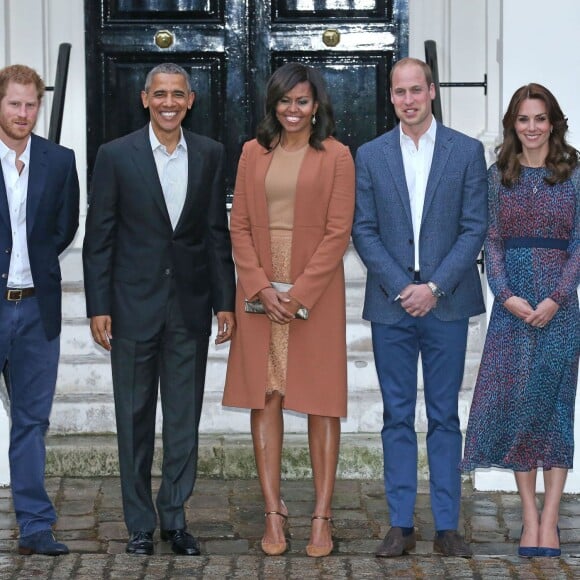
[306,515,333,558]
[518,526,538,558]
[260,502,289,556]
[537,526,561,558]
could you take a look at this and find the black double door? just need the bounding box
[85,0,407,196]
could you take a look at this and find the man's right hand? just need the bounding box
[90,315,113,351]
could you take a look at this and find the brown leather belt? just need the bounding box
[5,288,35,301]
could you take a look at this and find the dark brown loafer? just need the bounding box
[433,530,472,558]
[375,526,416,557]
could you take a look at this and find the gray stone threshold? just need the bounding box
[45,433,431,480]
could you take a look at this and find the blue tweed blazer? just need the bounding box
[352,122,488,323]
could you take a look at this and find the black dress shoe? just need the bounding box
[18,530,69,556]
[161,529,201,556]
[375,526,416,557]
[433,530,473,558]
[126,531,154,555]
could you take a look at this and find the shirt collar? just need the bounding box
[0,134,32,164]
[148,123,187,154]
[399,116,437,147]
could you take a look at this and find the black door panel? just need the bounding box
[85,0,407,197]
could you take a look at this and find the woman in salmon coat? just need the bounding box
[223,62,355,557]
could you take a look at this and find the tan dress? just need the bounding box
[264,144,307,394]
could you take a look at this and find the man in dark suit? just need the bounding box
[353,58,487,558]
[83,63,236,556]
[0,64,79,555]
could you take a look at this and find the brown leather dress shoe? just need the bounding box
[375,526,416,557]
[433,530,473,558]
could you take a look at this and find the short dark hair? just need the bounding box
[144,63,191,93]
[256,62,335,151]
[496,83,578,187]
[390,57,434,87]
[0,64,45,102]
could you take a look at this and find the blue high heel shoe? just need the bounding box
[537,526,561,558]
[518,526,538,558]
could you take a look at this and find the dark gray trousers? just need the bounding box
[111,291,209,533]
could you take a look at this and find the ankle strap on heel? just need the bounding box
[311,515,332,522]
[265,510,288,520]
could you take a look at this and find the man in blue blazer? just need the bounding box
[0,65,79,555]
[353,58,487,558]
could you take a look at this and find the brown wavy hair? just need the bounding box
[496,83,578,187]
[256,62,335,151]
[0,64,45,102]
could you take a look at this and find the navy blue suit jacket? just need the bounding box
[0,134,79,340]
[352,122,488,323]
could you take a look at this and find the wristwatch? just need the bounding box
[427,281,445,298]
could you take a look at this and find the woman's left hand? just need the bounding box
[278,292,304,317]
[524,297,559,329]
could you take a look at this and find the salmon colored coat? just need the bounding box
[222,137,355,417]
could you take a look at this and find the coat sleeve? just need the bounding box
[229,142,272,299]
[484,163,513,303]
[205,143,236,313]
[290,144,355,309]
[54,149,80,255]
[428,138,488,293]
[82,144,118,318]
[352,143,414,299]
[550,165,580,305]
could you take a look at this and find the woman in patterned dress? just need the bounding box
[461,84,579,558]
[223,63,355,557]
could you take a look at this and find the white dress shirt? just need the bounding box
[149,124,188,230]
[0,137,33,288]
[400,117,437,271]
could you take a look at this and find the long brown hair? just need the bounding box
[496,83,578,187]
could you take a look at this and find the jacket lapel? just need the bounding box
[26,134,48,235]
[422,123,453,222]
[253,146,274,228]
[130,126,172,227]
[175,131,203,232]
[383,129,413,227]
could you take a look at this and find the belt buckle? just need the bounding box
[7,289,23,301]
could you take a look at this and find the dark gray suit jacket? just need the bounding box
[83,126,235,340]
[352,122,488,323]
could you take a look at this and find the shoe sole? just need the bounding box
[18,547,69,556]
[376,540,416,557]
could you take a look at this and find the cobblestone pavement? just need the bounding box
[1,478,579,579]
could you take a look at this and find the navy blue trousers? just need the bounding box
[372,313,468,531]
[0,296,59,537]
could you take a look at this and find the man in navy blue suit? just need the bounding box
[0,65,79,555]
[353,58,487,558]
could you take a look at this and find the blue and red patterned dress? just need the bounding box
[461,164,580,472]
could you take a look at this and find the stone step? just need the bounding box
[44,432,434,481]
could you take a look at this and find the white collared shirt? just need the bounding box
[400,117,437,271]
[149,124,188,230]
[0,137,33,288]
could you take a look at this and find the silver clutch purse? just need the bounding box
[244,282,309,320]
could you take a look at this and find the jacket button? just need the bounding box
[1,273,6,279]
[164,268,171,276]
[408,239,414,245]
[407,266,414,272]
[4,248,10,253]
